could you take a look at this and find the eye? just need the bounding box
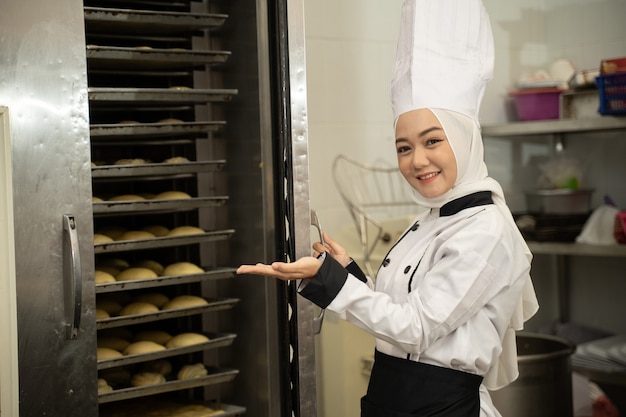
[396,145,411,154]
[425,137,443,147]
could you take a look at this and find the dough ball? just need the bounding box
[98,336,131,352]
[95,266,121,277]
[96,226,128,240]
[96,298,123,316]
[95,309,110,320]
[132,260,164,275]
[97,347,123,360]
[134,329,172,345]
[116,267,158,282]
[123,340,166,355]
[163,295,208,311]
[95,270,116,284]
[94,234,113,244]
[177,363,207,380]
[169,86,191,90]
[165,332,210,349]
[163,156,190,164]
[166,226,204,237]
[138,192,156,199]
[162,262,203,276]
[93,196,103,202]
[97,379,113,394]
[142,225,170,237]
[98,258,130,270]
[141,359,172,376]
[130,372,165,387]
[108,194,145,201]
[119,302,159,316]
[114,158,146,165]
[153,190,191,200]
[117,230,156,241]
[133,293,170,309]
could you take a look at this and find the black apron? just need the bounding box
[361,350,483,417]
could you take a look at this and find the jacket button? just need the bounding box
[382,259,390,267]
[404,266,411,274]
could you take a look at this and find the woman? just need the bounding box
[238,1,538,415]
[238,107,537,416]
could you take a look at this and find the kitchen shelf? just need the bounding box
[91,160,225,178]
[527,241,626,258]
[93,196,228,215]
[98,367,239,403]
[99,401,245,417]
[95,267,235,293]
[96,297,240,329]
[84,7,227,35]
[94,229,235,253]
[97,332,237,370]
[90,121,226,139]
[482,117,626,137]
[87,45,231,70]
[88,87,237,106]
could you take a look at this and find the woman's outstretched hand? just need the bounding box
[236,256,322,281]
[237,232,350,280]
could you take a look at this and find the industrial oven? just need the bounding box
[0,0,318,416]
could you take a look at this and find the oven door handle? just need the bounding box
[310,209,325,335]
[63,214,82,340]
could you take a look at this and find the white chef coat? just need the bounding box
[301,192,531,417]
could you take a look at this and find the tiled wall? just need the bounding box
[304,1,626,416]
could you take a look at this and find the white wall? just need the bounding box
[303,1,626,416]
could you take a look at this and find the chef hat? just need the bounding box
[391,0,494,122]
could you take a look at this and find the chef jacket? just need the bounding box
[299,191,530,417]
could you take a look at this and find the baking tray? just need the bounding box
[96,297,240,329]
[100,400,245,416]
[93,196,228,215]
[91,160,225,178]
[97,332,237,370]
[94,229,235,254]
[90,121,225,139]
[84,7,227,35]
[87,45,231,70]
[98,367,238,403]
[95,266,235,294]
[88,87,237,106]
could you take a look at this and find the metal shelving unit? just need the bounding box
[482,117,626,137]
[484,116,626,391]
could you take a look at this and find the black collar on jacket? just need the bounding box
[439,191,493,217]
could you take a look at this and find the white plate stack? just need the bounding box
[573,334,626,372]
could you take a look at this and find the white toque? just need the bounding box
[391,0,495,122]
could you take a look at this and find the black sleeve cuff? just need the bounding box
[346,259,367,283]
[298,254,349,308]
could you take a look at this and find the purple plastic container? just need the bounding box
[511,88,562,121]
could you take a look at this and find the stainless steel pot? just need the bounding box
[490,332,575,417]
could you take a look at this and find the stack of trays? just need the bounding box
[573,334,626,372]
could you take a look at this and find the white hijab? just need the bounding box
[410,108,539,390]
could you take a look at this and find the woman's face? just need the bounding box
[395,109,457,198]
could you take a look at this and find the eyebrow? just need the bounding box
[395,126,443,143]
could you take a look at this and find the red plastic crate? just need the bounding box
[596,73,626,115]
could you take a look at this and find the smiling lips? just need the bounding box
[417,171,440,182]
